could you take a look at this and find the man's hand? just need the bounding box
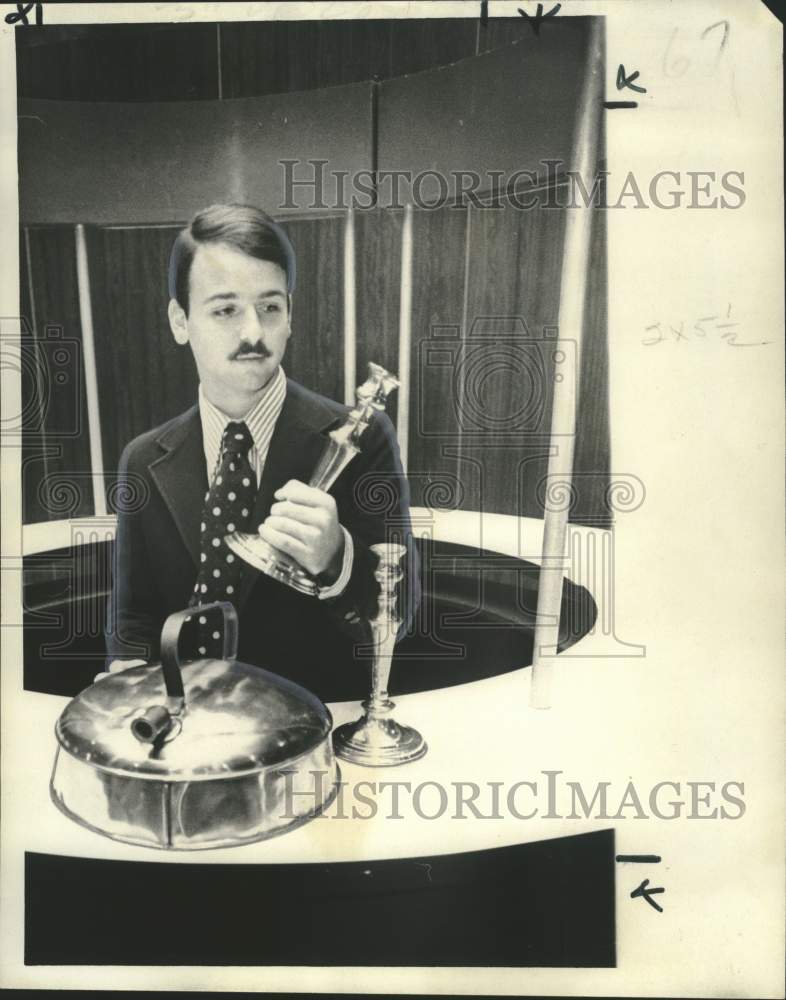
[259,479,344,581]
[94,658,147,682]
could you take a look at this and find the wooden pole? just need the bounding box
[397,203,414,471]
[75,224,107,517]
[530,20,604,709]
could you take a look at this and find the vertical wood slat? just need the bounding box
[75,224,106,516]
[407,205,469,510]
[19,228,46,531]
[20,227,51,529]
[530,19,604,710]
[354,209,403,430]
[22,228,38,338]
[216,24,223,101]
[572,195,610,528]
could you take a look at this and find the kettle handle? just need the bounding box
[159,602,240,700]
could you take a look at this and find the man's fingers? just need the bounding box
[269,499,329,528]
[274,480,336,509]
[263,514,317,546]
[258,522,309,562]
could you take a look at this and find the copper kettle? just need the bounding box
[50,603,339,850]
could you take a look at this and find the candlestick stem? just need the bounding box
[333,543,427,767]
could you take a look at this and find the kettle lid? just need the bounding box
[55,658,333,780]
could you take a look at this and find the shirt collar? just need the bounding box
[198,366,287,468]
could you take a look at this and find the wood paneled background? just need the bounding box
[16,19,594,103]
[17,20,482,102]
[18,17,610,530]
[20,227,92,524]
[85,225,199,485]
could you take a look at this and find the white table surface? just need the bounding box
[2,512,783,995]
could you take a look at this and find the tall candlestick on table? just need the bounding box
[333,542,427,766]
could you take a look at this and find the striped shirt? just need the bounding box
[197,367,352,599]
[199,365,287,487]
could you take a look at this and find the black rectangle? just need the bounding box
[26,830,615,966]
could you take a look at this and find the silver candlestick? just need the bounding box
[225,363,399,596]
[333,543,427,766]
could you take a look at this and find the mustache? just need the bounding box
[230,342,272,360]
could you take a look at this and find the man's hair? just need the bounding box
[168,203,297,313]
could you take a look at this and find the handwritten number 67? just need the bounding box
[663,21,729,78]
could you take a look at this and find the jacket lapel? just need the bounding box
[236,379,341,609]
[148,405,207,569]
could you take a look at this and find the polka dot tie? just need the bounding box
[188,421,256,658]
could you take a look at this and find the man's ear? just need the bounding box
[287,294,293,330]
[168,298,189,345]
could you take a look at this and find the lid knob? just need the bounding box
[131,704,175,744]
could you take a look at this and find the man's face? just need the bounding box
[169,241,291,413]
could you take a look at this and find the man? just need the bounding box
[104,203,419,702]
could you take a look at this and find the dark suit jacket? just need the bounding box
[105,378,420,702]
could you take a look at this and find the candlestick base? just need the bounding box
[333,700,427,767]
[225,531,318,596]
